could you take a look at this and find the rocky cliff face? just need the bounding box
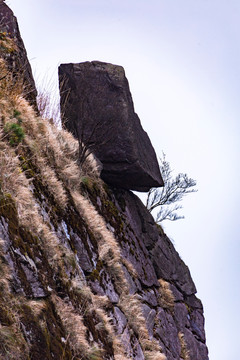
[0,0,37,107]
[0,4,208,360]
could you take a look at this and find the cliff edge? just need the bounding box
[0,3,208,360]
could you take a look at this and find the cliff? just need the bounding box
[0,4,208,360]
[0,0,37,108]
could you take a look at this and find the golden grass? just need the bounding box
[158,279,175,313]
[52,294,93,357]
[178,331,190,360]
[0,53,168,359]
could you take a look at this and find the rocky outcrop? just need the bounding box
[0,4,208,359]
[0,1,37,107]
[59,61,163,192]
[0,95,208,358]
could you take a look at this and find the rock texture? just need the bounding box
[0,1,37,107]
[59,61,163,192]
[0,5,208,359]
[0,126,209,359]
[0,96,209,359]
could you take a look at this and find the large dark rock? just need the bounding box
[59,61,163,192]
[0,1,37,107]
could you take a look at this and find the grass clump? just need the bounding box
[4,122,25,146]
[158,279,175,314]
[178,332,190,360]
[0,31,17,54]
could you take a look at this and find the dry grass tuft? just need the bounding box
[0,238,30,359]
[27,300,47,317]
[70,191,129,292]
[0,52,168,359]
[52,294,94,357]
[144,352,167,360]
[158,279,175,313]
[36,76,61,126]
[178,332,190,360]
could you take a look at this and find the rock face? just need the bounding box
[0,1,37,107]
[0,5,208,359]
[59,61,163,192]
[0,96,208,359]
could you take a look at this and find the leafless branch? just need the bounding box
[146,153,197,223]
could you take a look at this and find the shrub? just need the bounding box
[4,122,25,146]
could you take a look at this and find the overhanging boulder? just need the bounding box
[59,61,163,191]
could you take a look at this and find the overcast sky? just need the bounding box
[8,1,240,359]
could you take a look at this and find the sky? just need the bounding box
[7,1,240,359]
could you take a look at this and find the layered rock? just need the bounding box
[0,1,37,107]
[0,93,208,358]
[59,61,163,192]
[0,4,209,359]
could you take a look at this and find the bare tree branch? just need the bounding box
[146,153,197,223]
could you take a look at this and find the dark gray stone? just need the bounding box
[100,270,120,303]
[122,265,141,294]
[189,309,206,342]
[155,307,180,358]
[68,231,94,272]
[114,189,197,295]
[141,303,156,338]
[138,288,159,307]
[173,302,190,329]
[112,306,127,334]
[0,2,37,107]
[121,327,145,360]
[170,283,184,301]
[59,61,163,192]
[183,328,209,360]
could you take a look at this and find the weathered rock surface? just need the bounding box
[0,163,209,359]
[59,61,163,192]
[0,5,208,358]
[0,1,37,107]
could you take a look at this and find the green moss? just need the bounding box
[81,176,90,186]
[18,155,35,178]
[156,223,165,236]
[63,252,77,271]
[0,192,19,237]
[117,196,126,212]
[0,324,29,360]
[0,305,14,326]
[13,109,21,118]
[129,247,135,256]
[88,260,104,282]
[184,303,192,315]
[88,347,104,360]
[81,177,101,198]
[20,300,72,360]
[104,200,118,217]
[4,122,25,146]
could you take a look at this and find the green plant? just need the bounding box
[13,109,22,120]
[146,153,197,222]
[4,122,25,146]
[81,176,89,186]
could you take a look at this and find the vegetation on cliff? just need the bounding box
[0,16,208,357]
[0,52,168,359]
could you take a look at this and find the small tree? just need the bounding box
[146,153,197,222]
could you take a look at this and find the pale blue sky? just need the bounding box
[8,1,240,359]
